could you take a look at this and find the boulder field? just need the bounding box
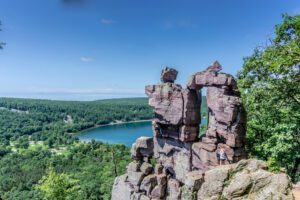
[111,62,294,200]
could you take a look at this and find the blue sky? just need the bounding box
[0,0,299,100]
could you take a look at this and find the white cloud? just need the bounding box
[80,56,94,62]
[101,18,115,25]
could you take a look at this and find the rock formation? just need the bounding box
[111,62,294,200]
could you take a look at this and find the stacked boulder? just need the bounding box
[187,61,247,169]
[111,63,294,200]
[112,136,169,200]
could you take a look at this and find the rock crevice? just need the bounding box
[112,62,294,200]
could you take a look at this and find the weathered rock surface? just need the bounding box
[111,175,134,200]
[161,67,178,83]
[131,137,154,161]
[112,64,294,200]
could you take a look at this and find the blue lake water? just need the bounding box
[78,119,207,146]
[79,121,153,146]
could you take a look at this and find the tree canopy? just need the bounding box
[237,14,300,182]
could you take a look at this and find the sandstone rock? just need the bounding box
[206,127,217,138]
[150,184,166,199]
[127,170,145,187]
[185,170,204,191]
[155,163,164,175]
[222,171,252,199]
[192,143,218,166]
[140,162,153,175]
[110,66,298,200]
[152,121,161,137]
[179,125,199,142]
[206,60,222,73]
[161,67,178,83]
[222,160,294,200]
[159,124,179,139]
[252,173,294,200]
[194,71,216,86]
[139,195,151,200]
[135,137,154,151]
[166,178,182,200]
[192,151,206,170]
[111,175,134,200]
[111,66,295,200]
[127,161,141,172]
[131,137,154,160]
[193,141,216,152]
[140,174,157,195]
[187,75,201,90]
[173,148,192,183]
[147,83,183,125]
[202,137,217,144]
[131,192,143,200]
[232,159,268,173]
[156,174,167,186]
[198,165,232,199]
[182,88,201,126]
[154,137,192,158]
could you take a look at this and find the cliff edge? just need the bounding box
[111,62,294,200]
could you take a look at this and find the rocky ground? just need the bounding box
[294,189,300,200]
[112,157,295,200]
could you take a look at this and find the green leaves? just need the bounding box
[36,168,80,200]
[237,14,300,182]
[0,142,130,200]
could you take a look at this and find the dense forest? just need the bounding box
[0,97,154,199]
[0,96,207,199]
[0,98,153,147]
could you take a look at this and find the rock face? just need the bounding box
[111,63,294,200]
[198,159,294,200]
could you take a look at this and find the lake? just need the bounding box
[79,119,207,146]
[79,121,153,146]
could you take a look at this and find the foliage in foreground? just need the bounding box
[237,14,300,182]
[0,98,146,199]
[0,141,130,200]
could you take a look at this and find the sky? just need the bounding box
[0,0,299,100]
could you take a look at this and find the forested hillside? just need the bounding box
[0,97,153,199]
[0,96,207,199]
[0,97,153,147]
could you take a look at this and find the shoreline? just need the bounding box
[76,119,153,134]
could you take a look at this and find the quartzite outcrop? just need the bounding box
[111,62,294,200]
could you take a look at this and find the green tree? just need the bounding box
[237,14,300,182]
[36,168,80,200]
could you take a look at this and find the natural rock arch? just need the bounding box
[111,62,294,200]
[146,62,247,174]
